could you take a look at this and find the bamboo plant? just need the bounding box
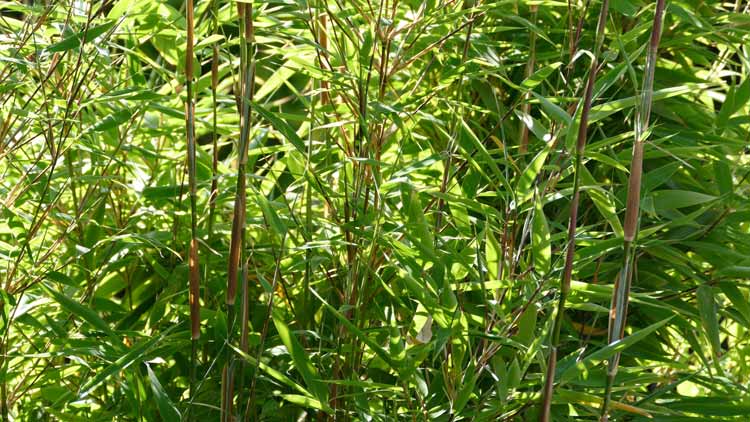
[3,1,750,420]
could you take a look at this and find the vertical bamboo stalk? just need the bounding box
[0,298,5,422]
[540,1,609,420]
[204,1,220,369]
[208,0,220,239]
[302,7,328,331]
[519,4,537,154]
[223,2,254,420]
[185,0,200,416]
[600,1,665,420]
[236,238,250,420]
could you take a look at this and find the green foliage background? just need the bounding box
[0,0,749,420]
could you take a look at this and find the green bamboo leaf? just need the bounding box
[75,327,174,400]
[272,308,328,403]
[403,187,434,256]
[502,14,554,45]
[310,288,402,374]
[520,62,561,89]
[194,34,225,49]
[143,185,184,200]
[651,190,716,210]
[41,283,113,336]
[230,345,315,398]
[716,266,750,278]
[258,197,287,235]
[453,360,477,413]
[47,21,116,52]
[360,30,373,62]
[255,61,298,101]
[713,160,732,195]
[587,151,629,173]
[90,88,162,104]
[588,85,697,123]
[717,78,750,127]
[580,166,624,237]
[643,162,681,193]
[555,389,654,417]
[146,365,181,422]
[280,395,331,412]
[514,109,549,142]
[92,109,133,132]
[515,305,537,346]
[611,0,639,17]
[459,119,513,194]
[560,317,672,381]
[252,102,306,154]
[697,285,722,359]
[486,230,502,280]
[515,145,550,206]
[508,357,521,389]
[564,95,584,151]
[46,271,78,287]
[717,282,750,326]
[532,92,572,126]
[531,195,551,274]
[399,269,453,329]
[667,397,750,416]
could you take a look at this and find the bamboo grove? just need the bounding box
[0,0,749,420]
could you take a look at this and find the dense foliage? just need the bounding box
[0,0,749,420]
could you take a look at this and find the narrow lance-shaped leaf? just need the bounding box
[532,194,551,275]
[272,308,329,404]
[147,364,181,422]
[47,20,116,52]
[697,285,722,361]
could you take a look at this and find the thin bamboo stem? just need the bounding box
[519,5,537,154]
[540,1,609,420]
[223,2,254,420]
[302,6,328,330]
[185,0,200,417]
[204,0,221,370]
[600,1,665,420]
[208,0,220,239]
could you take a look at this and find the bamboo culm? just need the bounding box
[223,3,254,421]
[600,1,666,420]
[185,0,200,417]
[540,1,610,420]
